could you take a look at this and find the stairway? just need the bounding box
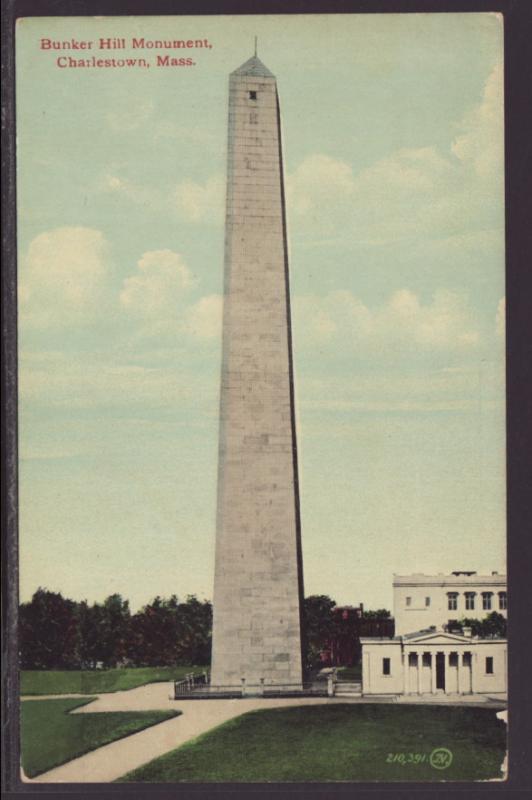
[335,681,362,697]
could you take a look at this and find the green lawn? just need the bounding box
[336,664,362,681]
[21,697,180,778]
[21,666,207,695]
[118,704,506,782]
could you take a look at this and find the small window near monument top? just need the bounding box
[405,596,411,606]
[249,90,257,100]
[425,596,431,606]
[382,658,391,675]
[486,656,494,674]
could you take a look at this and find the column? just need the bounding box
[470,651,477,693]
[431,651,437,694]
[403,652,409,695]
[457,649,464,694]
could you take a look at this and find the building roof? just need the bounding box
[231,55,275,79]
[393,572,506,587]
[402,628,438,640]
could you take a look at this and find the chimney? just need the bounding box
[463,626,472,638]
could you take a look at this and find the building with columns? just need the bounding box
[393,571,507,636]
[361,629,507,697]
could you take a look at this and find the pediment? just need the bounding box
[403,631,470,645]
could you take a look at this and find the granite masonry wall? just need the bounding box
[210,59,304,689]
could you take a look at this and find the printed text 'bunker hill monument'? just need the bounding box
[210,53,305,690]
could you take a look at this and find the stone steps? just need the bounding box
[335,682,362,696]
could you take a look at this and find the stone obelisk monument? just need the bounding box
[211,52,304,690]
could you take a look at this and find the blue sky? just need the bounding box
[17,13,505,611]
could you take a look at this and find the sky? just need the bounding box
[17,13,505,612]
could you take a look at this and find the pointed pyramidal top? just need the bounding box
[231,54,275,79]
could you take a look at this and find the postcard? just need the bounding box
[14,12,506,784]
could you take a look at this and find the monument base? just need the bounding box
[173,679,322,700]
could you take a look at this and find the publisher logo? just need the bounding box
[430,747,453,770]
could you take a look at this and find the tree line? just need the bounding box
[19,590,212,670]
[19,589,393,671]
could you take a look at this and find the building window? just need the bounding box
[408,653,418,667]
[463,652,472,666]
[422,652,431,667]
[405,596,411,607]
[449,652,459,667]
[383,658,391,675]
[425,596,431,607]
[465,592,476,610]
[498,591,507,610]
[448,593,458,610]
[249,112,258,124]
[482,592,493,610]
[249,90,257,100]
[486,656,494,674]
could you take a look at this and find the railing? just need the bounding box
[173,677,328,700]
[174,671,210,696]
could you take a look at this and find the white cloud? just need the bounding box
[294,288,479,354]
[287,63,503,242]
[287,147,460,241]
[297,360,504,416]
[106,100,154,133]
[452,62,504,179]
[120,250,195,319]
[19,351,194,410]
[495,297,505,338]
[100,173,157,206]
[173,175,224,223]
[183,294,223,339]
[20,227,111,329]
[287,154,354,215]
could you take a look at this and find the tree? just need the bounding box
[302,595,337,671]
[459,612,507,638]
[362,609,391,620]
[76,600,104,669]
[127,595,212,667]
[96,594,131,667]
[19,588,79,669]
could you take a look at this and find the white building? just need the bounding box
[393,571,507,636]
[361,629,507,697]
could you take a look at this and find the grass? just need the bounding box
[20,666,207,695]
[118,704,506,782]
[336,664,362,681]
[21,697,180,778]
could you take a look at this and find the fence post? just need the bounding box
[327,675,335,697]
[241,677,246,697]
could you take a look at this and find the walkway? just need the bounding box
[22,682,507,784]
